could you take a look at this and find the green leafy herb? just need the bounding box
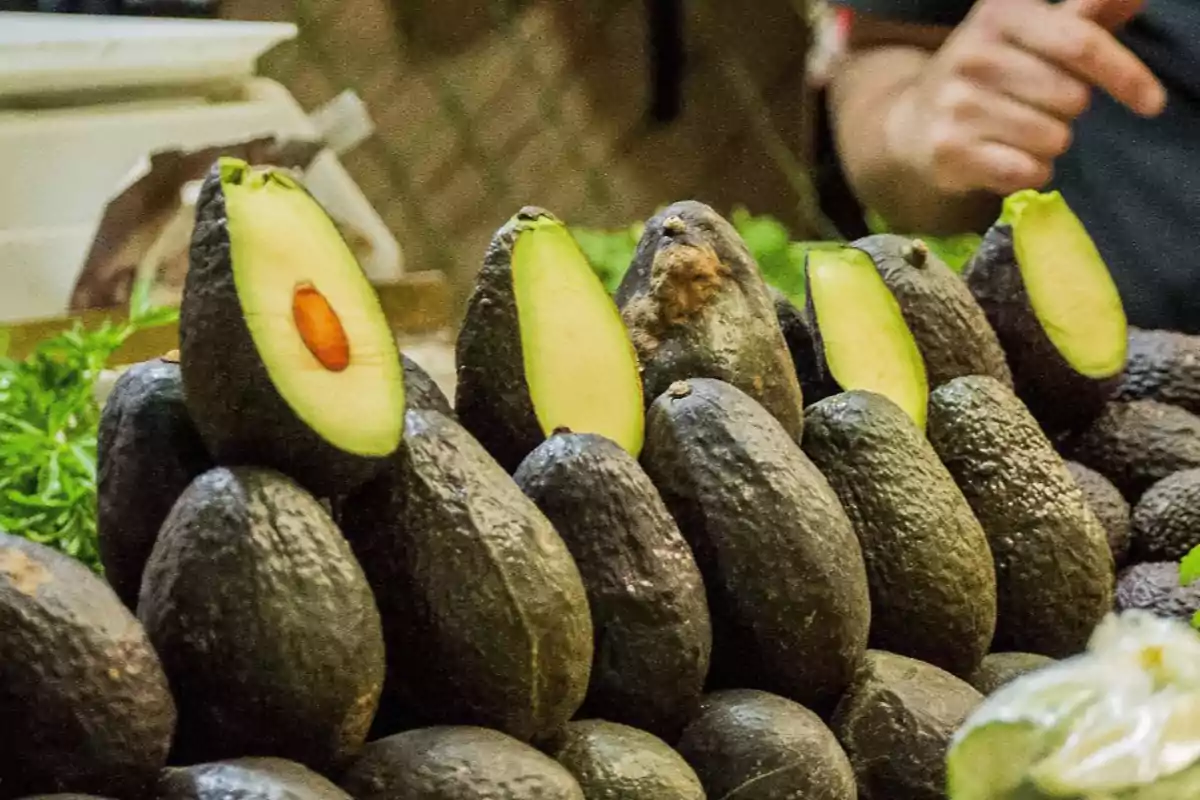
[571,223,643,295]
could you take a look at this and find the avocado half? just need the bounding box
[964,189,1127,433]
[455,207,644,472]
[180,157,405,498]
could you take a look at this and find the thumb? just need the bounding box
[1060,0,1146,30]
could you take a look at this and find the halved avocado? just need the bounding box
[802,246,928,429]
[456,207,644,472]
[180,157,405,498]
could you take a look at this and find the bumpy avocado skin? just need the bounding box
[802,391,997,678]
[339,409,593,743]
[156,758,350,800]
[0,534,176,799]
[1118,327,1200,415]
[137,467,385,774]
[641,378,870,714]
[963,223,1119,434]
[617,201,805,440]
[968,652,1057,696]
[831,650,984,800]
[676,689,857,800]
[402,354,454,418]
[855,233,1013,390]
[97,357,212,610]
[1116,561,1200,622]
[1129,468,1200,563]
[771,288,831,402]
[1061,399,1200,502]
[513,433,711,741]
[339,726,585,800]
[181,163,396,498]
[1065,461,1132,568]
[546,720,705,800]
[927,376,1115,658]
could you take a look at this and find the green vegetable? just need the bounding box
[0,279,178,571]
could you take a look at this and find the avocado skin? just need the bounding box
[1118,327,1200,415]
[854,233,1013,390]
[967,652,1056,696]
[339,409,593,743]
[339,726,584,800]
[513,433,711,741]
[1115,562,1200,622]
[962,223,1119,434]
[802,390,997,678]
[927,376,1115,658]
[1065,461,1132,568]
[830,650,984,800]
[0,533,176,799]
[1061,399,1200,502]
[617,201,805,440]
[771,288,831,402]
[97,357,212,610]
[156,758,350,800]
[545,720,705,800]
[675,689,856,800]
[181,163,394,498]
[641,378,870,714]
[137,466,385,774]
[1129,468,1200,563]
[402,354,454,418]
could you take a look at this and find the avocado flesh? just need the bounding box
[511,217,644,456]
[807,247,928,429]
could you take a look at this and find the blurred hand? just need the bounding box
[885,0,1167,197]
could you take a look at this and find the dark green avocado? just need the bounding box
[927,376,1115,658]
[617,201,805,440]
[967,652,1057,696]
[1129,468,1200,563]
[1118,327,1200,415]
[1115,561,1200,622]
[640,378,870,714]
[137,466,385,774]
[156,758,350,800]
[339,726,584,800]
[771,288,824,401]
[545,720,705,800]
[830,650,984,800]
[338,409,593,743]
[0,533,176,799]
[97,355,212,610]
[853,233,1013,390]
[1061,399,1200,502]
[402,353,454,417]
[512,432,711,741]
[802,390,997,678]
[1065,460,1132,568]
[675,689,857,800]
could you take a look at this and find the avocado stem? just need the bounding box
[293,282,351,372]
[906,239,930,268]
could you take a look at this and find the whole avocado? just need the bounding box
[1129,468,1200,563]
[1065,461,1132,568]
[1115,562,1200,622]
[546,720,705,800]
[1118,327,1200,415]
[402,353,454,418]
[968,652,1057,696]
[0,533,176,799]
[156,758,350,800]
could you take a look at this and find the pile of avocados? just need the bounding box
[3,157,1199,800]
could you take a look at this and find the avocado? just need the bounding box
[545,720,705,800]
[617,201,805,440]
[137,466,385,773]
[97,355,212,610]
[339,726,584,800]
[1065,460,1132,568]
[1116,561,1200,622]
[180,157,405,498]
[0,533,176,799]
[675,689,856,800]
[640,378,870,714]
[1061,399,1200,502]
[963,189,1127,433]
[1118,327,1200,415]
[855,233,1013,390]
[967,652,1057,696]
[926,376,1115,658]
[771,288,823,399]
[802,390,997,678]
[402,353,454,417]
[455,207,644,472]
[800,245,929,428]
[1129,468,1200,563]
[156,758,350,800]
[339,408,592,742]
[830,650,984,800]
[512,432,711,741]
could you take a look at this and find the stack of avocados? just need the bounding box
[2,156,1199,800]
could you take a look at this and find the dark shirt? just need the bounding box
[832,0,1200,333]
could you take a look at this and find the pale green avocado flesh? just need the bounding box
[510,213,645,457]
[219,157,405,457]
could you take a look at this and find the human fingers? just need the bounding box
[956,42,1093,121]
[1060,0,1146,32]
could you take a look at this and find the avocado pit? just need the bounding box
[293,282,350,372]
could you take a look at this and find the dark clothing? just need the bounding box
[833,0,1200,333]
